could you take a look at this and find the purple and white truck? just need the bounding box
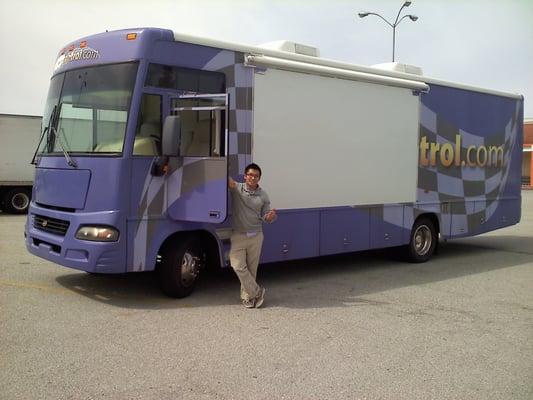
[25,28,523,298]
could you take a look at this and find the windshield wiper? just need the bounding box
[49,126,78,168]
[31,105,57,165]
[32,103,78,168]
[31,127,48,166]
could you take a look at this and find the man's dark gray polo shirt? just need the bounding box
[230,183,271,233]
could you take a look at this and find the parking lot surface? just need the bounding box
[1,192,532,400]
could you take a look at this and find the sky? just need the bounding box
[1,0,532,117]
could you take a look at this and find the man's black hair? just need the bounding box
[245,163,262,176]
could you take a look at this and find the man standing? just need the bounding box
[229,163,277,308]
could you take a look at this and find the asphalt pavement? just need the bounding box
[1,193,532,400]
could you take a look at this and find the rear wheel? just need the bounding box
[158,237,204,298]
[406,217,437,263]
[3,187,31,214]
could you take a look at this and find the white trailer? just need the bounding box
[0,114,40,213]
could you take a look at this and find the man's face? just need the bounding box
[245,169,261,188]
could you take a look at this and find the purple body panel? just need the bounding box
[26,156,130,273]
[34,156,128,212]
[415,84,522,239]
[168,178,228,223]
[149,41,223,71]
[26,206,126,273]
[261,210,320,263]
[260,205,411,264]
[53,28,173,77]
[166,158,228,223]
[34,167,91,209]
[320,208,370,255]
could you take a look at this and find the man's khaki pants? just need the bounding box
[229,232,264,301]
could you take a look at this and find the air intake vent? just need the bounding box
[372,62,423,76]
[35,202,76,213]
[259,40,320,57]
[33,214,70,236]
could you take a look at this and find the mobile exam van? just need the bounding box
[25,28,523,297]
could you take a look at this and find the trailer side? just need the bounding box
[0,114,40,213]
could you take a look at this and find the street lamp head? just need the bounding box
[357,1,417,62]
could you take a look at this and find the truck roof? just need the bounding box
[172,31,522,100]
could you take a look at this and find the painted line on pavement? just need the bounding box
[0,280,74,295]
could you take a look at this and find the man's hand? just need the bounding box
[228,176,237,189]
[264,209,277,223]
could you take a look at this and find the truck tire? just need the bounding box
[158,237,204,298]
[3,187,31,214]
[406,217,437,263]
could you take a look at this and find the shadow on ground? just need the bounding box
[55,234,533,310]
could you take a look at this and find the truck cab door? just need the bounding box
[166,93,228,223]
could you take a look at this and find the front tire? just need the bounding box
[158,237,203,298]
[406,217,437,263]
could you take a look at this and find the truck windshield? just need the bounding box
[39,62,138,155]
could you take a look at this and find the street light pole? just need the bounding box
[358,1,418,62]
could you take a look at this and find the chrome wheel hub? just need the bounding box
[180,251,200,287]
[413,225,432,256]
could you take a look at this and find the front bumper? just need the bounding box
[25,203,126,273]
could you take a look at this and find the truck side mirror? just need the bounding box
[162,115,181,157]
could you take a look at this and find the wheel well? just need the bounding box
[415,213,440,235]
[158,230,221,270]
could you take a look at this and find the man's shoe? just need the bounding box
[255,288,266,308]
[242,298,255,308]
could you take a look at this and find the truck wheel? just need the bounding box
[3,187,31,214]
[406,217,437,263]
[158,237,203,298]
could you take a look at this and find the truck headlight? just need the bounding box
[75,226,119,242]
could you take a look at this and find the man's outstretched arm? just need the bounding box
[228,176,237,190]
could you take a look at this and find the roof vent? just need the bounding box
[372,62,423,76]
[259,40,320,57]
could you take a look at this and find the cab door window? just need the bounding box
[171,94,227,157]
[133,94,162,156]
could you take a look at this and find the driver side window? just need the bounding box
[134,94,162,156]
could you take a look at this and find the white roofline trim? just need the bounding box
[245,55,429,92]
[172,32,522,100]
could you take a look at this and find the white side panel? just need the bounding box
[0,114,41,183]
[252,69,419,209]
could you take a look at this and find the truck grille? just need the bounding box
[33,215,70,236]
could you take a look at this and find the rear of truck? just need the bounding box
[0,114,40,213]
